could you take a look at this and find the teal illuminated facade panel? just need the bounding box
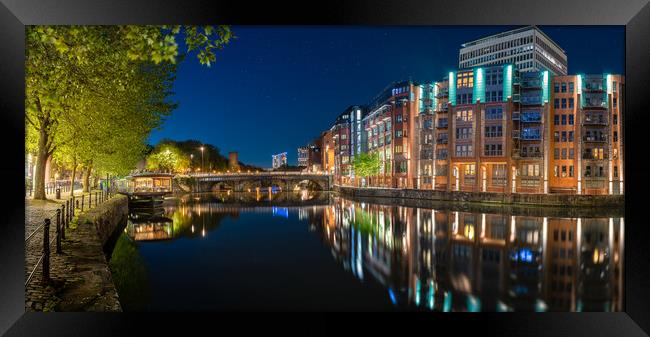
[473,67,485,103]
[542,70,550,103]
[449,71,456,106]
[502,64,513,101]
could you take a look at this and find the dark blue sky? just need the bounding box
[149,26,624,167]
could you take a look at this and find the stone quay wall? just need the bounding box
[334,185,624,208]
[25,194,128,312]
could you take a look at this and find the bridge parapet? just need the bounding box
[179,172,333,192]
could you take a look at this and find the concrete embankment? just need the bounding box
[26,194,128,312]
[335,185,624,210]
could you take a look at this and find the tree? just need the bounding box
[146,143,190,173]
[26,25,234,199]
[352,152,382,179]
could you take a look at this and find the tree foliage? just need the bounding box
[146,143,190,173]
[25,25,234,199]
[352,152,382,178]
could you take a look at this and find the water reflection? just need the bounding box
[115,191,623,312]
[309,196,623,312]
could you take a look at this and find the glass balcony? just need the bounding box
[435,89,449,98]
[521,128,541,140]
[521,111,541,123]
[583,115,607,125]
[521,90,542,105]
[583,93,607,109]
[520,151,543,158]
[521,78,542,88]
[583,135,607,142]
[583,77,605,92]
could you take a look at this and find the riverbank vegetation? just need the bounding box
[26,26,234,199]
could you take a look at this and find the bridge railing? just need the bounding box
[187,171,331,177]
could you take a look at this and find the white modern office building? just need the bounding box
[459,26,568,76]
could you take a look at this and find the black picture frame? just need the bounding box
[1,0,649,336]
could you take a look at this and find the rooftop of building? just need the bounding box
[460,25,566,54]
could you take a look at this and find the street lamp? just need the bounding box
[200,146,205,174]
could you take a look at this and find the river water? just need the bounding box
[108,191,624,312]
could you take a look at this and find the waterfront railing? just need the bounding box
[25,188,116,287]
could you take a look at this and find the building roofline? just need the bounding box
[460,25,566,54]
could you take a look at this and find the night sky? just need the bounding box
[148,26,624,167]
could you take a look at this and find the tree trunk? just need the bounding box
[69,160,77,197]
[83,165,92,193]
[32,128,51,200]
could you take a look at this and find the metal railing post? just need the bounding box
[42,219,50,284]
[55,209,62,254]
[60,205,66,239]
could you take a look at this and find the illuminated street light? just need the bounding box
[200,146,205,173]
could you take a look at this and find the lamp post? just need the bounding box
[190,154,194,174]
[200,146,205,175]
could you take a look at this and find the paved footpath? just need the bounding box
[25,190,121,312]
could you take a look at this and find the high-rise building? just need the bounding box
[297,147,309,167]
[459,26,568,76]
[272,152,287,169]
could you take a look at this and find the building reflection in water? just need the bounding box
[123,191,623,312]
[309,196,623,312]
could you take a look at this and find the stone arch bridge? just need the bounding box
[180,172,333,193]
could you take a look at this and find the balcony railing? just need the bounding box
[521,79,542,88]
[435,90,449,98]
[583,135,607,142]
[512,130,520,139]
[583,117,608,126]
[582,154,608,160]
[583,78,605,92]
[521,96,542,105]
[520,152,543,158]
[521,111,542,123]
[436,121,448,128]
[437,153,448,160]
[512,111,520,120]
[436,138,448,144]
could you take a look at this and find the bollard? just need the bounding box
[76,199,79,212]
[42,219,50,284]
[81,194,85,211]
[55,209,62,254]
[56,188,61,199]
[89,192,92,208]
[95,192,98,206]
[60,204,66,239]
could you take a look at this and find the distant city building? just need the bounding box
[272,152,287,169]
[459,26,568,76]
[228,152,239,171]
[297,147,309,167]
